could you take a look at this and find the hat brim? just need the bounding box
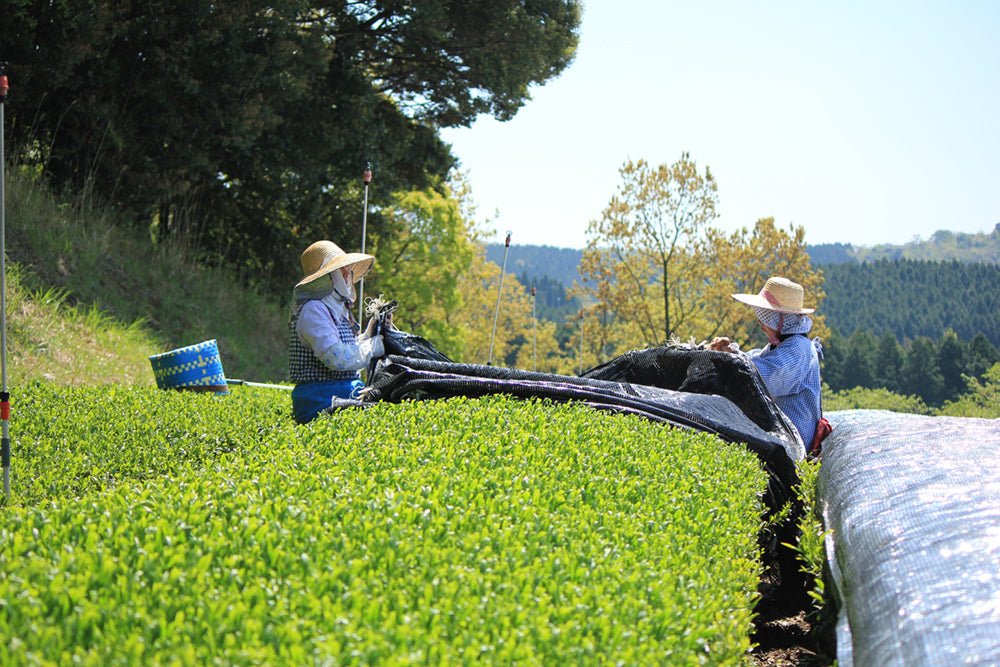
[732,293,814,314]
[296,253,374,288]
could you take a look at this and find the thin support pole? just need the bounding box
[577,311,584,375]
[487,231,511,365]
[531,286,537,371]
[225,378,293,391]
[357,162,372,324]
[1,66,11,500]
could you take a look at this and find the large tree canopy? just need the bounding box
[576,155,826,365]
[3,0,580,289]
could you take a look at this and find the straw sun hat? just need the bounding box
[296,240,374,288]
[731,276,814,314]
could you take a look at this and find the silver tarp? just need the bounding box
[819,409,1000,666]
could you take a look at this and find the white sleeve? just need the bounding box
[296,300,376,371]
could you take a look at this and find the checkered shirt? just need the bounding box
[746,335,823,445]
[288,301,359,383]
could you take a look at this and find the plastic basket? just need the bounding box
[149,339,229,393]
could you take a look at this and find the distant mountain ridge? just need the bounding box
[809,223,1000,265]
[487,224,1000,288]
[484,244,584,288]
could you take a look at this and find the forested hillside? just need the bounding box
[807,225,1000,264]
[486,244,584,287]
[820,259,1000,347]
[492,226,1000,286]
[856,225,1000,263]
[491,243,1000,342]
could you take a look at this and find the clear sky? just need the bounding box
[440,1,1000,251]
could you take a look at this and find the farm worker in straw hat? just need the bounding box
[289,240,386,423]
[709,276,823,447]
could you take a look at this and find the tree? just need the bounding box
[577,159,825,358]
[936,330,966,402]
[3,0,582,290]
[577,154,719,348]
[901,337,944,405]
[938,363,1000,418]
[514,319,575,375]
[873,333,904,391]
[965,332,1000,380]
[365,181,478,358]
[701,217,828,347]
[821,330,848,391]
[840,330,877,390]
[819,260,1000,348]
[449,252,536,365]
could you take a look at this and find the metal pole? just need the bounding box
[487,231,511,365]
[1,65,11,500]
[577,310,584,375]
[531,285,537,371]
[357,161,372,324]
[225,378,294,391]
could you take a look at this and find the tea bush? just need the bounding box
[1,386,768,664]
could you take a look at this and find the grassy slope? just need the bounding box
[4,169,288,386]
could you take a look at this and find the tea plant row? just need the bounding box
[1,386,769,664]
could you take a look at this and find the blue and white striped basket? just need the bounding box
[149,339,229,393]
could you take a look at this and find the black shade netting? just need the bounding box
[381,327,452,363]
[580,346,803,456]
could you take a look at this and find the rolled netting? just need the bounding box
[819,410,1000,666]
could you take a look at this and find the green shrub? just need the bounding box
[824,385,933,414]
[1,389,768,664]
[937,363,1000,418]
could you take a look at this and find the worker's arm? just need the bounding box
[297,300,384,371]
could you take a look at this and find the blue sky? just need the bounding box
[441,1,1000,250]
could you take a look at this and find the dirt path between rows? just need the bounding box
[750,567,835,666]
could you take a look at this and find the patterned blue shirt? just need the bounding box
[746,335,823,446]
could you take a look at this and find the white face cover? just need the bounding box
[330,268,356,304]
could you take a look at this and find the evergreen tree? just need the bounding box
[902,337,944,405]
[518,273,580,323]
[965,333,1000,380]
[822,330,848,391]
[937,330,967,402]
[820,259,1000,347]
[873,333,904,391]
[840,330,877,389]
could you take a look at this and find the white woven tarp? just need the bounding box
[819,410,1000,666]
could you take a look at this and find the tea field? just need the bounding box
[1,385,771,665]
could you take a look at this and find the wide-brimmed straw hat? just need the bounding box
[295,240,374,288]
[732,276,814,314]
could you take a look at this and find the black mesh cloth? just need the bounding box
[381,327,452,363]
[581,346,803,455]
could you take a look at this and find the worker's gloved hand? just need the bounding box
[708,337,730,351]
[709,337,740,354]
[363,316,378,338]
